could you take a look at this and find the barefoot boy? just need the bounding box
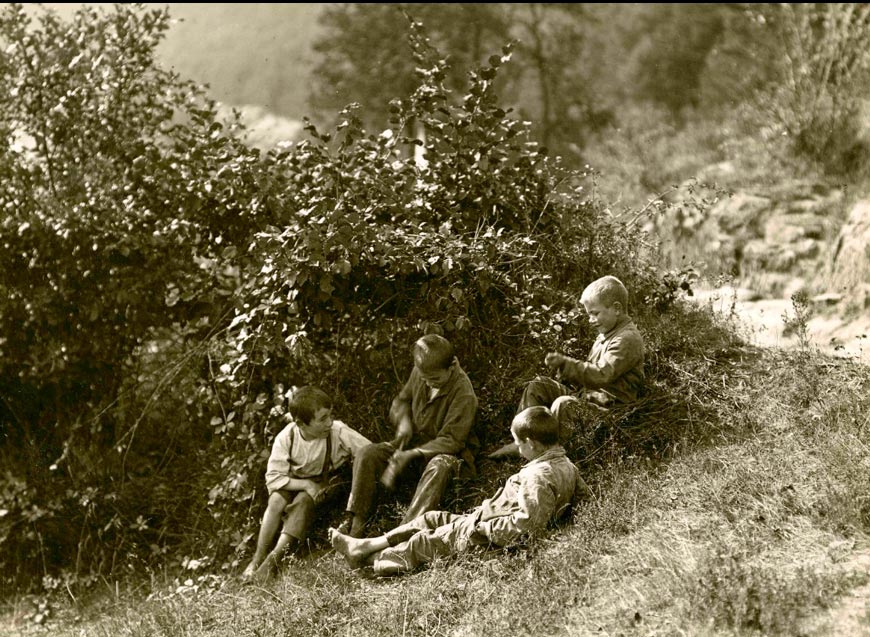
[242,386,370,581]
[330,406,587,576]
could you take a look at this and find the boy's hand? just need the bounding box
[392,420,413,449]
[380,449,420,489]
[469,522,490,546]
[545,352,568,372]
[301,479,324,501]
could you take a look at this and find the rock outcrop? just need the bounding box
[655,174,847,298]
[831,199,870,305]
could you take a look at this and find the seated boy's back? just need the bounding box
[475,440,587,545]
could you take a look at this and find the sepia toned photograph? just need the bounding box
[2,3,870,635]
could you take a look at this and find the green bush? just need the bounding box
[0,5,714,594]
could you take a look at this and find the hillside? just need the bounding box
[37,3,323,120]
[5,340,870,636]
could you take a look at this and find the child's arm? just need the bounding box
[264,425,294,493]
[336,422,372,458]
[389,374,415,448]
[558,333,643,389]
[413,391,477,459]
[283,477,324,500]
[331,421,372,472]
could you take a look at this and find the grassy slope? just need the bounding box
[6,311,870,637]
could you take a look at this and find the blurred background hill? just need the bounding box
[37,3,324,120]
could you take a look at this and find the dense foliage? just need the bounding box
[0,3,270,592]
[0,4,682,594]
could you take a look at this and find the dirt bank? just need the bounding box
[693,286,870,364]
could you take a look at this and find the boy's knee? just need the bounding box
[423,454,456,476]
[358,442,387,464]
[266,491,289,512]
[551,394,582,415]
[550,396,583,425]
[291,490,315,505]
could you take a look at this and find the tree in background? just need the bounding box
[693,3,870,177]
[621,4,727,119]
[310,4,514,130]
[310,3,612,165]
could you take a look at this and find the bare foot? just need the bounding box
[251,553,278,583]
[240,558,261,582]
[329,527,367,568]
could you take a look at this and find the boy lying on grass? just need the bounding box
[329,406,589,576]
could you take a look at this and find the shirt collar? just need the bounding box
[599,315,630,341]
[524,445,567,467]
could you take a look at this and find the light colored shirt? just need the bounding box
[561,316,645,405]
[265,420,371,493]
[476,446,588,547]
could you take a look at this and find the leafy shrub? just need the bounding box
[0,3,264,593]
[0,5,725,594]
[746,4,870,177]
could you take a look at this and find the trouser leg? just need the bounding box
[401,455,462,523]
[518,376,572,413]
[375,511,472,575]
[346,442,394,521]
[280,491,316,540]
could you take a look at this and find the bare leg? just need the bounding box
[252,532,299,583]
[242,492,289,579]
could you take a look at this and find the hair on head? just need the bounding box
[287,386,332,425]
[413,333,455,371]
[511,406,560,446]
[581,275,628,308]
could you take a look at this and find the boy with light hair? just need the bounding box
[491,275,645,457]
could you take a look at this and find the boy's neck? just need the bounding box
[526,442,559,460]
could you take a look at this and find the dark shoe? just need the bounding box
[487,442,520,459]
